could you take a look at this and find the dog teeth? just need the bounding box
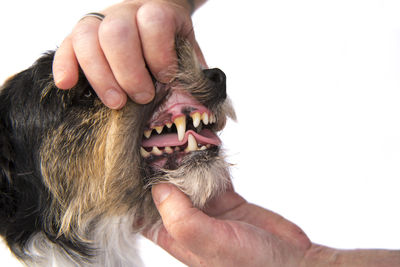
[191,112,201,128]
[144,130,152,139]
[201,113,209,125]
[210,113,216,124]
[199,145,207,150]
[174,115,186,141]
[143,110,216,146]
[185,134,198,152]
[154,125,164,134]
[151,146,163,156]
[164,146,173,154]
[140,147,151,158]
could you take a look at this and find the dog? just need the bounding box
[0,38,235,266]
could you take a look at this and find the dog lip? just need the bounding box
[147,91,210,128]
[141,129,221,148]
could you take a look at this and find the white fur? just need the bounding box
[24,214,144,267]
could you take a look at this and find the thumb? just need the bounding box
[151,183,226,257]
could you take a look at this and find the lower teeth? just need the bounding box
[140,144,210,158]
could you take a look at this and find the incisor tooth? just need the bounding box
[164,146,173,154]
[140,147,150,158]
[144,130,152,139]
[185,134,198,152]
[151,146,163,156]
[200,145,207,150]
[191,112,201,128]
[174,116,186,141]
[166,122,173,128]
[202,113,209,125]
[154,126,164,134]
[210,114,216,124]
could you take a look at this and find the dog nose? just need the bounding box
[203,68,227,101]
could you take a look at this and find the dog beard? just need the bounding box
[0,38,235,266]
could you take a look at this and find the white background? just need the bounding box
[1,0,400,266]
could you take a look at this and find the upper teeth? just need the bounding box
[191,112,201,128]
[201,113,209,125]
[143,111,215,141]
[174,115,186,141]
[154,126,163,134]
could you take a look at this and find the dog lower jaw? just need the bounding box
[145,148,231,209]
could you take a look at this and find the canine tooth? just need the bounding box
[202,113,209,125]
[200,145,207,150]
[164,146,173,154]
[140,147,150,158]
[144,130,152,139]
[185,134,198,152]
[154,126,164,134]
[191,112,201,128]
[174,116,186,141]
[151,146,163,156]
[166,122,173,128]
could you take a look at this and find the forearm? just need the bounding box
[302,244,400,267]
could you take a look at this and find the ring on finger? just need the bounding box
[80,12,105,22]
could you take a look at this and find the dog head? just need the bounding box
[0,38,235,261]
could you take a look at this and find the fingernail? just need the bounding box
[133,91,154,104]
[104,89,124,109]
[54,70,66,88]
[152,183,172,205]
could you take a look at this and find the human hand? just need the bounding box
[53,0,206,109]
[146,183,312,267]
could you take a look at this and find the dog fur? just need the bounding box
[0,38,235,266]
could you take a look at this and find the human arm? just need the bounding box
[147,183,400,267]
[53,0,207,108]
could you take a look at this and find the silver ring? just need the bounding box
[81,12,105,21]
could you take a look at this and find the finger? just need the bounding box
[151,183,230,258]
[217,202,311,250]
[185,28,207,67]
[53,37,79,89]
[137,2,205,82]
[72,17,127,109]
[136,2,179,82]
[203,188,247,217]
[99,4,155,104]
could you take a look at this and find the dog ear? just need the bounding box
[0,120,17,227]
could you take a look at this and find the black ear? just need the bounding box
[0,121,17,228]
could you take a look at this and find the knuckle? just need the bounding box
[71,21,98,44]
[99,18,132,42]
[138,2,175,27]
[118,74,149,95]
